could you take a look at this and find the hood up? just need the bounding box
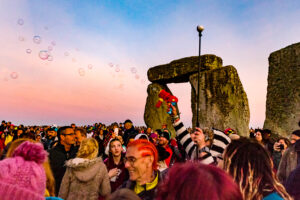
[65,157,103,182]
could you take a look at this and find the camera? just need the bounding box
[279,144,284,150]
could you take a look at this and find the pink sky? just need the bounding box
[1,0,299,128]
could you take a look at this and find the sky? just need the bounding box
[0,0,299,127]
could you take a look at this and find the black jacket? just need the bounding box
[49,143,78,195]
[123,126,138,146]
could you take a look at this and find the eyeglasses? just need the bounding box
[124,156,145,165]
[63,133,75,136]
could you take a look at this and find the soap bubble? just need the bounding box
[33,36,41,44]
[88,64,93,69]
[78,68,85,76]
[130,67,137,74]
[17,18,24,25]
[135,74,140,79]
[47,55,53,61]
[39,50,49,60]
[48,46,53,51]
[10,72,18,79]
[115,67,120,72]
[108,63,113,67]
[64,52,69,56]
[18,36,25,41]
[51,41,56,46]
[26,49,32,54]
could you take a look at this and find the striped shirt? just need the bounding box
[173,119,231,165]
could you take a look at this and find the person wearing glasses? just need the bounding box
[122,139,162,200]
[49,126,79,196]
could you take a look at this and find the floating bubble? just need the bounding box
[108,63,114,67]
[39,50,49,60]
[130,67,137,74]
[17,18,24,25]
[33,36,41,44]
[64,52,69,56]
[26,49,32,54]
[18,36,25,41]
[47,55,53,61]
[88,64,93,69]
[135,74,140,79]
[51,41,56,46]
[48,46,53,51]
[10,72,18,79]
[115,67,120,72]
[78,68,85,76]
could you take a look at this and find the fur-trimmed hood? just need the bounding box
[65,157,104,182]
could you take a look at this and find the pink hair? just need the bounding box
[156,162,242,200]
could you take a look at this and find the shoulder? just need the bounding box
[263,192,284,200]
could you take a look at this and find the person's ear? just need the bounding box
[146,155,154,168]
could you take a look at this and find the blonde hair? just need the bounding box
[6,138,56,196]
[77,138,99,159]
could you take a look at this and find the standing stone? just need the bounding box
[264,43,300,136]
[144,83,179,136]
[190,65,250,136]
[147,55,223,84]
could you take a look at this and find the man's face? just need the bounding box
[71,124,76,129]
[125,146,153,182]
[75,130,86,145]
[158,136,168,146]
[61,128,76,145]
[291,134,300,144]
[48,130,56,138]
[110,140,122,157]
[146,128,152,135]
[124,122,132,130]
[17,129,23,136]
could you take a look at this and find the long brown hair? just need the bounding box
[223,139,292,200]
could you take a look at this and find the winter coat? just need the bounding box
[49,143,78,195]
[277,140,300,184]
[58,157,111,200]
[123,126,138,146]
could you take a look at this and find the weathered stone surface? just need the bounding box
[190,65,250,136]
[144,83,179,136]
[264,43,300,136]
[147,54,222,84]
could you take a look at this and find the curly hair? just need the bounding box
[77,138,98,159]
[223,139,292,200]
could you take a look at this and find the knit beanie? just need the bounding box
[159,131,170,141]
[0,141,47,200]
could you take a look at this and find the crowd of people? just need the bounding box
[0,107,299,200]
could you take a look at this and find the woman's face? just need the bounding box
[255,131,262,142]
[110,141,122,157]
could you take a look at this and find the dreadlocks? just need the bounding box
[223,138,292,200]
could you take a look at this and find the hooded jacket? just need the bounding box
[58,157,111,200]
